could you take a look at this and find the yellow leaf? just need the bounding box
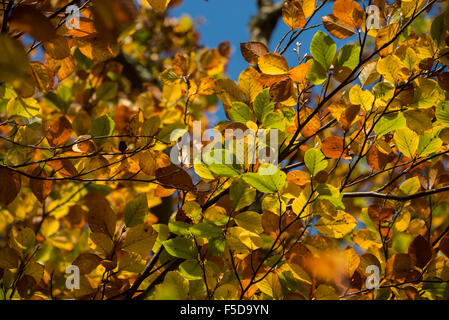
[238,67,263,102]
[315,284,339,300]
[340,247,360,278]
[426,256,449,281]
[349,84,374,111]
[258,53,289,75]
[394,127,419,158]
[395,211,411,232]
[89,232,114,257]
[314,210,357,238]
[376,23,400,57]
[146,0,172,13]
[298,0,315,18]
[351,229,383,249]
[8,225,35,256]
[376,55,406,84]
[257,272,283,299]
[239,229,265,250]
[122,224,158,257]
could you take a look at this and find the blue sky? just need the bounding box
[170,0,333,81]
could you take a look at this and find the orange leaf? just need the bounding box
[333,0,364,29]
[46,116,73,147]
[282,0,306,29]
[321,136,345,159]
[288,63,311,89]
[287,170,310,186]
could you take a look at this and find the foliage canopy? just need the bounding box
[1,0,449,300]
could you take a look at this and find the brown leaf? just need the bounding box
[43,35,71,59]
[17,275,36,298]
[155,165,195,191]
[322,14,355,39]
[10,5,56,42]
[408,235,432,268]
[386,253,414,281]
[437,72,449,91]
[368,205,394,224]
[439,235,449,258]
[367,146,388,170]
[240,42,269,65]
[0,167,21,206]
[321,136,345,159]
[73,253,103,274]
[65,204,87,229]
[218,41,231,57]
[47,159,78,178]
[46,116,73,147]
[269,78,293,102]
[29,166,52,202]
[83,192,117,238]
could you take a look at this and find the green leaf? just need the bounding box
[179,260,203,280]
[254,89,274,123]
[242,164,286,193]
[374,112,406,137]
[436,101,449,127]
[394,127,419,158]
[335,44,360,70]
[431,13,449,45]
[306,59,327,85]
[208,236,226,257]
[230,179,256,211]
[168,221,191,236]
[228,101,254,124]
[190,222,222,238]
[234,211,263,234]
[317,184,345,210]
[124,195,148,227]
[304,148,328,176]
[417,133,442,157]
[263,112,285,130]
[160,68,180,85]
[203,149,241,177]
[310,31,336,71]
[90,114,115,146]
[95,82,118,102]
[163,237,197,259]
